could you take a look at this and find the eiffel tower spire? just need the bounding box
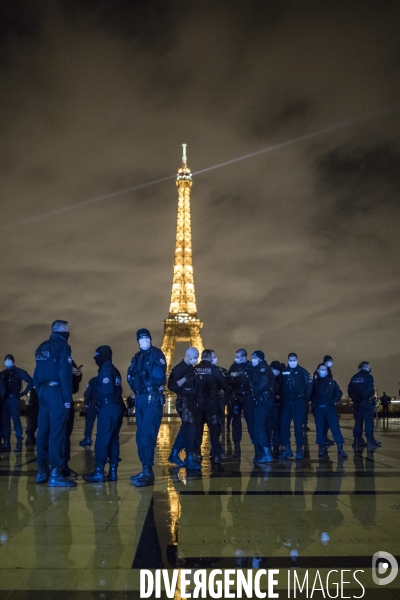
[161,144,204,371]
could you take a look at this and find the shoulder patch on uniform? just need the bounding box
[103,377,110,383]
[67,356,73,364]
[115,377,121,385]
[260,368,266,373]
[35,350,50,361]
[160,358,165,364]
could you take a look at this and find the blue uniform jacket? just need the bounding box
[94,360,123,404]
[1,366,33,398]
[34,333,73,403]
[348,369,375,403]
[281,364,313,402]
[83,377,98,407]
[127,346,167,394]
[251,360,274,401]
[311,378,342,407]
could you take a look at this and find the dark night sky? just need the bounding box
[0,0,399,393]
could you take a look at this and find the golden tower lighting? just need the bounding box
[161,144,204,372]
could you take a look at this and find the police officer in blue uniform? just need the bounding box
[83,346,124,482]
[279,353,313,459]
[167,347,201,470]
[1,354,33,453]
[312,363,347,459]
[79,377,98,446]
[251,351,275,464]
[62,361,82,478]
[0,374,6,448]
[227,349,254,458]
[193,349,227,464]
[34,320,76,487]
[127,329,167,487]
[269,361,284,456]
[348,361,380,450]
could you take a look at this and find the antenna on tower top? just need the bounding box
[182,143,187,167]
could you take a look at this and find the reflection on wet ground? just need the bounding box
[0,415,400,598]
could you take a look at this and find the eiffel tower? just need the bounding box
[161,144,204,372]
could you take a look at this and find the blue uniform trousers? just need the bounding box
[231,394,254,444]
[2,395,23,441]
[314,405,344,445]
[135,393,163,466]
[84,403,98,438]
[353,401,374,441]
[268,403,282,446]
[280,399,305,445]
[253,400,273,447]
[95,401,124,466]
[64,401,75,465]
[37,387,69,469]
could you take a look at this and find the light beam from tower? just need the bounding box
[161,144,204,372]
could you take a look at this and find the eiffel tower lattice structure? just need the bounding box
[161,144,204,372]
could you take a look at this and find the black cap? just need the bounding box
[252,350,265,361]
[270,360,281,371]
[323,355,333,363]
[136,328,152,342]
[4,354,14,363]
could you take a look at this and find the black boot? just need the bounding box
[255,447,273,463]
[337,444,348,459]
[371,438,381,446]
[184,454,202,470]
[25,434,36,446]
[278,444,293,459]
[130,469,144,483]
[35,464,50,484]
[61,465,78,478]
[233,443,241,458]
[366,440,379,450]
[14,439,23,453]
[295,445,303,459]
[272,445,280,457]
[107,464,118,481]
[48,467,77,487]
[1,438,11,453]
[318,444,328,458]
[325,437,335,447]
[168,449,185,467]
[79,436,91,447]
[352,437,367,448]
[83,465,106,483]
[133,465,154,487]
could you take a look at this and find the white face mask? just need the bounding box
[325,361,333,368]
[4,360,13,369]
[138,337,151,351]
[211,356,218,365]
[251,358,260,367]
[319,370,328,378]
[288,360,298,368]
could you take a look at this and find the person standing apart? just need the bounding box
[127,329,167,487]
[83,346,124,482]
[1,354,33,453]
[34,320,76,487]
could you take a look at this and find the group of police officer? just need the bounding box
[0,320,381,488]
